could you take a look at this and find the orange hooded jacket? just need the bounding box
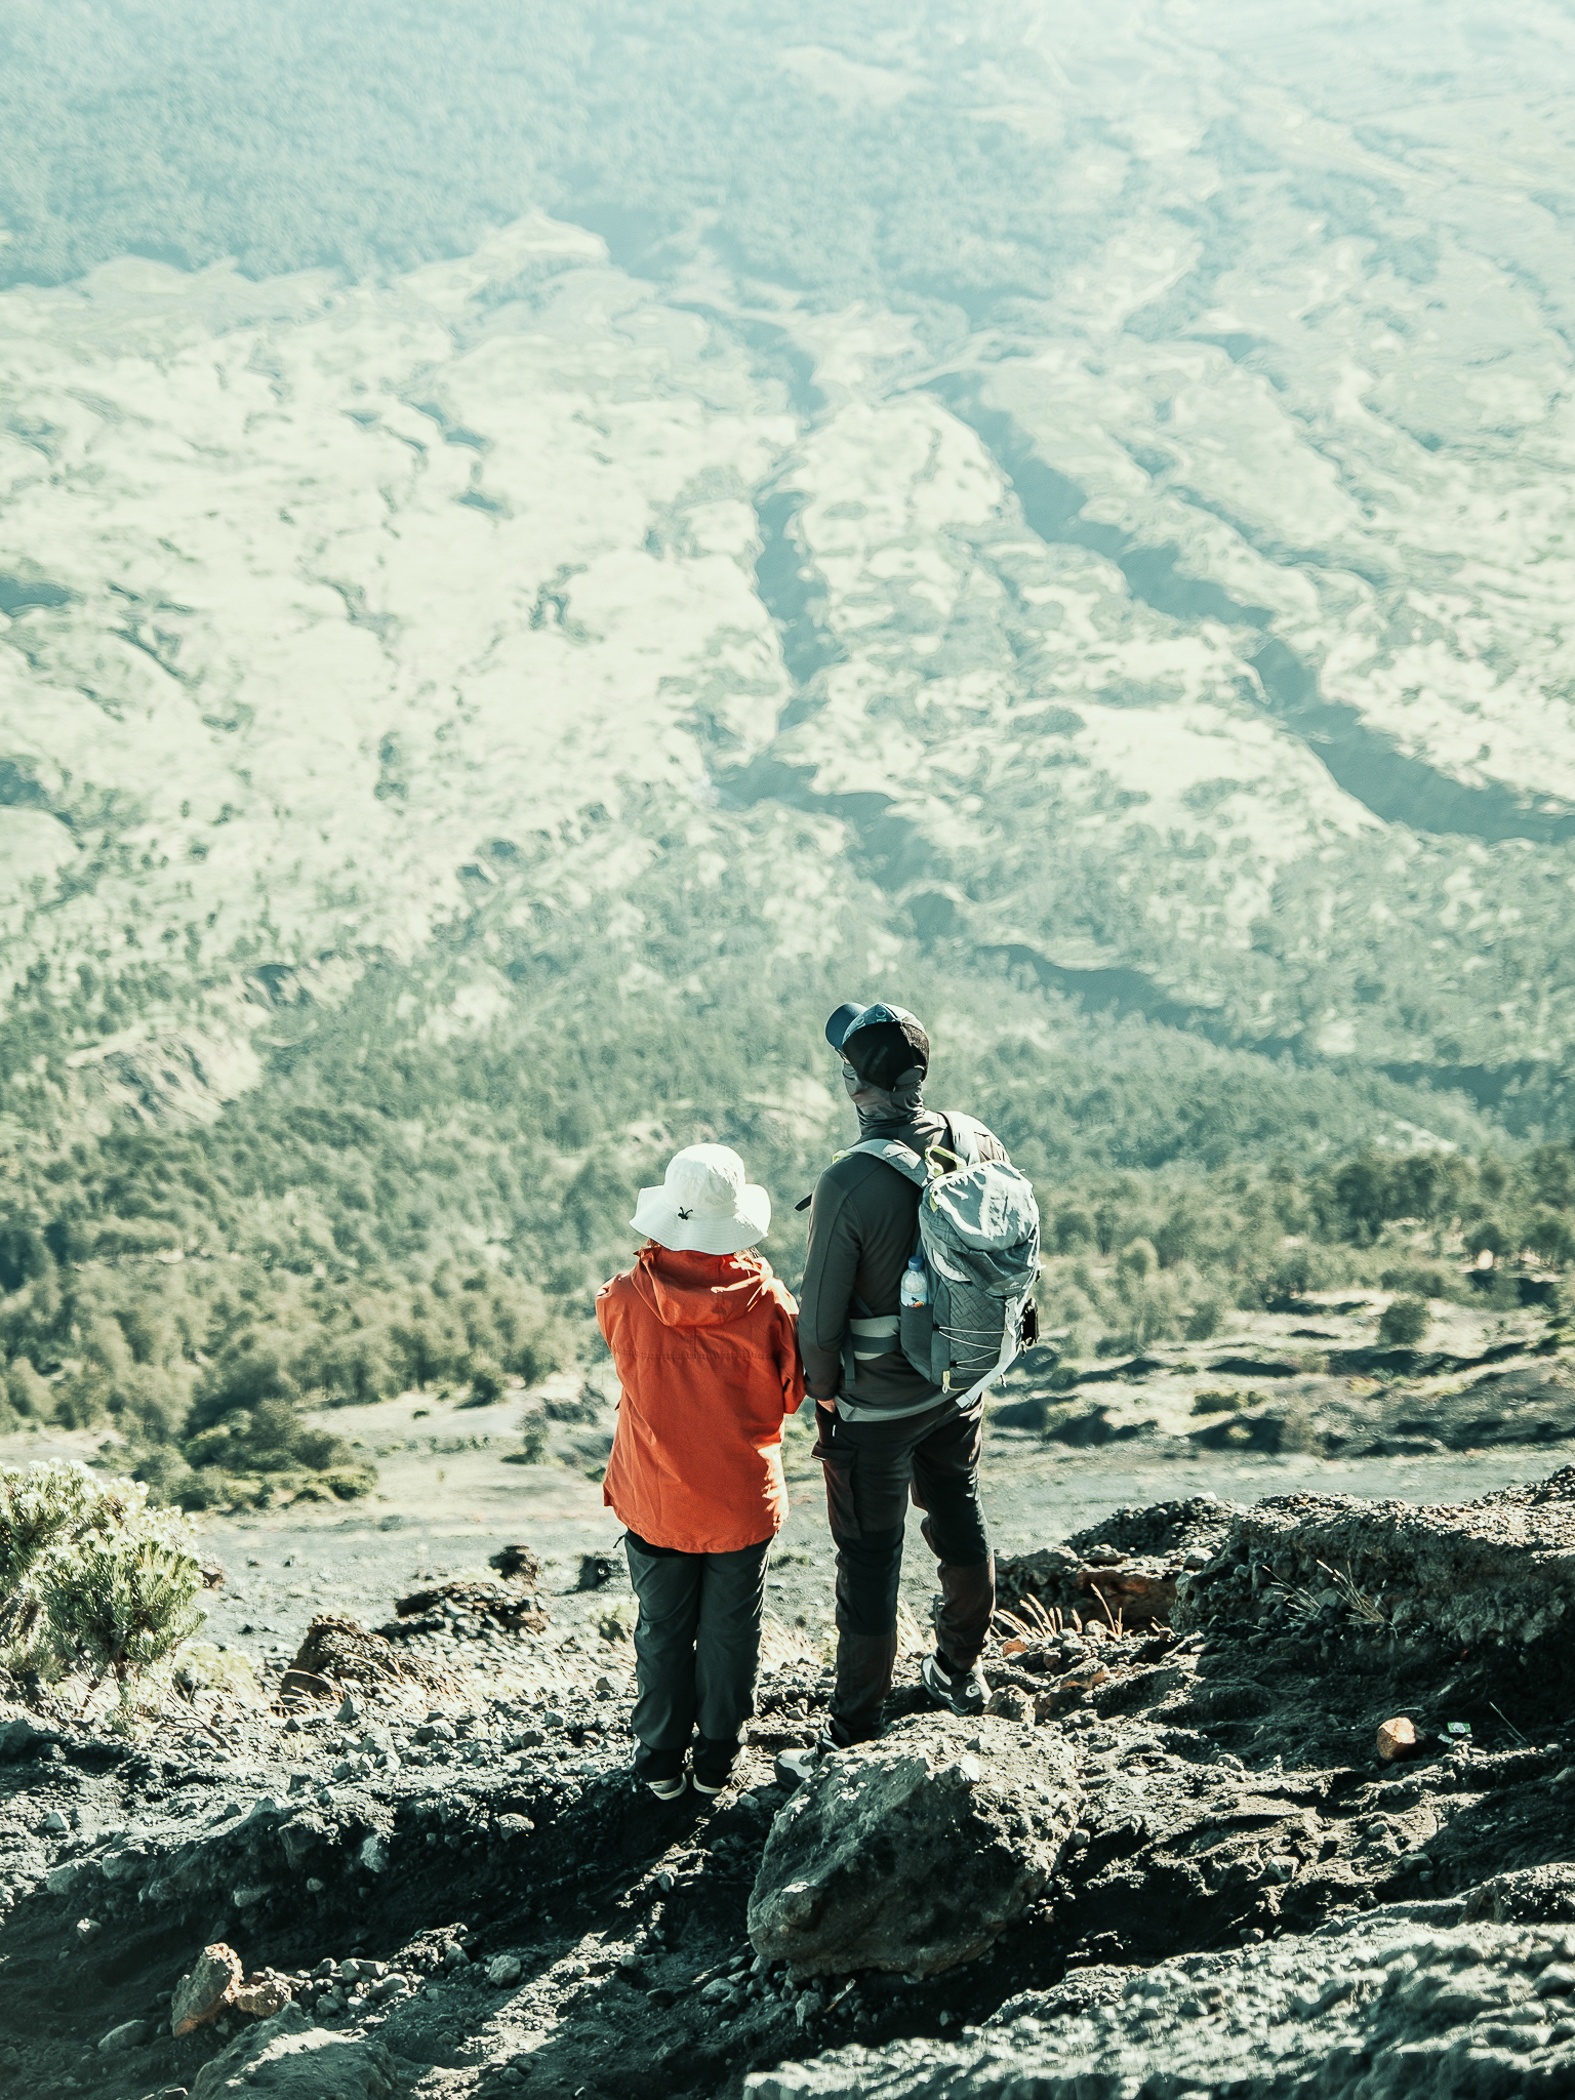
[597,1244,805,1555]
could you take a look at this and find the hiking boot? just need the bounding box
[691,1735,738,1797]
[645,1774,687,1801]
[921,1649,987,1718]
[774,1733,840,1790]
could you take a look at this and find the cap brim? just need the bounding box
[631,1182,772,1256]
[825,1001,868,1052]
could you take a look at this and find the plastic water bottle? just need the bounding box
[900,1254,929,1308]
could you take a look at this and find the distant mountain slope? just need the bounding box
[5,1,1573,1141]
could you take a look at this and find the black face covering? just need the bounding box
[843,1060,926,1130]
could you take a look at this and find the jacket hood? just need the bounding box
[631,1243,774,1328]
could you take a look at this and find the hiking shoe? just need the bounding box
[691,1766,732,1798]
[774,1734,839,1790]
[645,1774,687,1801]
[921,1650,987,1718]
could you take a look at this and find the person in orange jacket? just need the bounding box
[597,1143,804,1800]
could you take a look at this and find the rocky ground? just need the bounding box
[7,1462,1575,2098]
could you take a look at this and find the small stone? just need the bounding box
[305,1877,325,1894]
[171,1943,243,2035]
[75,1917,101,1941]
[337,1693,362,1724]
[231,1977,291,2018]
[1376,1716,1418,1762]
[42,1808,70,1833]
[98,2018,149,2053]
[487,1955,523,1987]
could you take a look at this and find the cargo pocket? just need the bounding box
[813,1408,863,1542]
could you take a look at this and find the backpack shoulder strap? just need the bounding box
[837,1137,929,1188]
[936,1111,983,1168]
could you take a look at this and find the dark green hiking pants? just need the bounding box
[623,1530,771,1783]
[812,1396,994,1744]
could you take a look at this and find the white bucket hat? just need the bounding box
[631,1143,771,1256]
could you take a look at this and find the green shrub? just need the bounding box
[0,1463,205,1696]
[39,1531,204,1693]
[467,1358,506,1407]
[1379,1264,1457,1302]
[1525,1209,1575,1268]
[1378,1296,1430,1348]
[6,1359,55,1420]
[1184,1299,1223,1342]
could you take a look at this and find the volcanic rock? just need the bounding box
[1178,1466,1575,1653]
[1465,1864,1575,1925]
[97,2019,147,2053]
[171,1941,242,2034]
[1377,1715,1419,1761]
[282,1614,446,1697]
[744,1911,1575,2097]
[190,2002,398,2100]
[383,1578,547,1638]
[488,1544,544,1586]
[997,1496,1232,1629]
[748,1716,1078,1978]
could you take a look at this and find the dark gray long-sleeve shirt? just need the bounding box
[797,1106,1007,1420]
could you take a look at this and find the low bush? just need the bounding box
[1191,1389,1247,1415]
[0,1462,205,1701]
[1378,1296,1430,1348]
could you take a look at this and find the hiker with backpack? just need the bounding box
[598,1143,804,1800]
[778,1002,1040,1782]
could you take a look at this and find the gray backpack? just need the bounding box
[845,1114,1041,1406]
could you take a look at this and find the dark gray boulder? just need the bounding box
[747,1715,1078,1978]
[189,2002,399,2099]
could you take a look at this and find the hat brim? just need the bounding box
[825,1001,869,1052]
[630,1182,772,1255]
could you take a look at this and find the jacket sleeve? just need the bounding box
[595,1278,620,1362]
[774,1292,806,1416]
[796,1171,860,1402]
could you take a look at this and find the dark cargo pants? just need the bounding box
[813,1397,994,1744]
[623,1530,771,1782]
